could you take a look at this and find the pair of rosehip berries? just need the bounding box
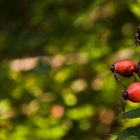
[111,59,140,103]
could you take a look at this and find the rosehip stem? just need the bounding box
[114,73,127,89]
[121,96,126,120]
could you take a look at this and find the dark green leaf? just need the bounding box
[119,108,140,119]
[116,126,140,140]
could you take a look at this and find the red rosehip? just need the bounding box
[122,82,140,102]
[111,60,136,77]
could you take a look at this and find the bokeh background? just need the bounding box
[0,0,140,140]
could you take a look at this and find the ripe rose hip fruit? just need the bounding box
[110,59,136,77]
[122,82,140,102]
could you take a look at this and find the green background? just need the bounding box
[0,0,140,139]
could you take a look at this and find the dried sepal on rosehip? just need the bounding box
[134,26,140,46]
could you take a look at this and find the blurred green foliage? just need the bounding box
[0,0,140,140]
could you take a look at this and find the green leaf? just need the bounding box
[116,126,140,140]
[119,108,140,119]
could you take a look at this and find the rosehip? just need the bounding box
[110,59,136,77]
[122,82,140,102]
